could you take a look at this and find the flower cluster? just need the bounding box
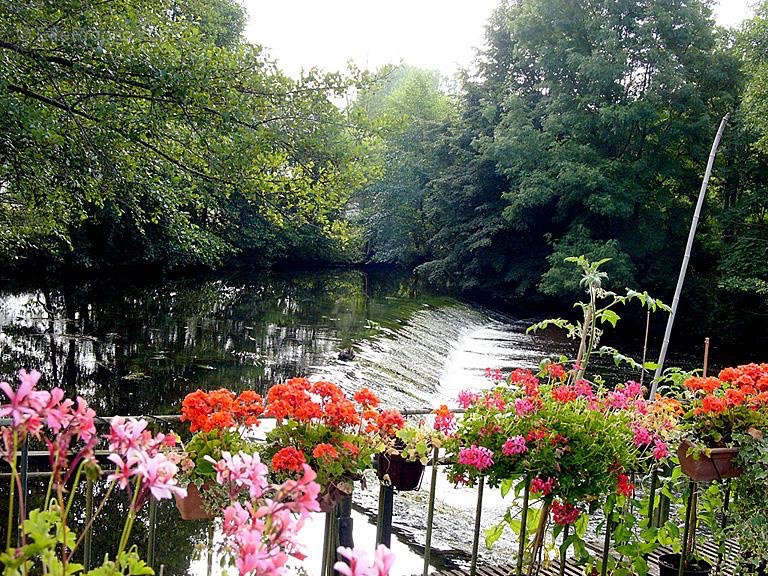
[0,370,97,488]
[216,454,322,576]
[264,380,387,495]
[108,417,186,505]
[335,544,395,576]
[181,388,264,433]
[444,363,640,507]
[678,364,768,446]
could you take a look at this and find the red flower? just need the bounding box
[546,363,567,381]
[552,500,580,525]
[376,410,405,435]
[693,394,728,415]
[312,443,339,460]
[353,388,380,408]
[530,476,556,495]
[341,441,360,456]
[272,447,306,472]
[617,473,634,498]
[526,428,548,442]
[552,385,577,404]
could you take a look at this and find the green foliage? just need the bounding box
[0,0,373,270]
[352,66,456,267]
[729,433,768,571]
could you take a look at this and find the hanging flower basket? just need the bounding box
[677,438,741,482]
[318,479,354,513]
[175,483,214,521]
[658,553,712,576]
[376,453,424,491]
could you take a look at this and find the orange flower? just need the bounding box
[376,410,405,435]
[684,377,721,394]
[341,441,360,456]
[272,447,306,472]
[353,388,380,408]
[181,388,263,432]
[693,394,728,415]
[313,443,339,460]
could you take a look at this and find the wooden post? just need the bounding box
[422,447,440,576]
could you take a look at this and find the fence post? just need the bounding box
[84,478,94,570]
[516,479,531,576]
[470,477,485,576]
[423,447,440,576]
[147,496,157,569]
[338,493,354,550]
[376,484,394,547]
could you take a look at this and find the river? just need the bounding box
[0,267,703,575]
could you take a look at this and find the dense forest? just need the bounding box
[2,0,768,341]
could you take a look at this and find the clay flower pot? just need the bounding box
[376,453,425,491]
[175,483,214,521]
[677,438,741,482]
[658,553,712,576]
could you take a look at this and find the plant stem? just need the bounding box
[69,481,116,559]
[64,462,85,519]
[115,478,142,573]
[527,499,552,576]
[6,431,18,550]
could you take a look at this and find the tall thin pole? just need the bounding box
[650,114,729,400]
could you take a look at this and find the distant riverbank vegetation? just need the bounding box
[3,0,768,343]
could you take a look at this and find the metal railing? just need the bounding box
[0,411,736,576]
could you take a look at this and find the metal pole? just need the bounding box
[376,484,394,547]
[470,477,485,576]
[147,497,157,570]
[516,480,531,576]
[84,479,94,570]
[423,447,440,576]
[679,480,696,576]
[716,482,731,574]
[600,517,612,576]
[321,509,332,576]
[558,524,569,576]
[651,114,729,399]
[17,439,28,541]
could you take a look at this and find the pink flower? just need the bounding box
[209,451,269,500]
[72,397,96,442]
[530,476,556,496]
[458,445,494,471]
[136,453,186,501]
[652,438,669,460]
[624,381,643,398]
[335,545,395,576]
[107,453,136,490]
[632,425,652,446]
[44,388,73,432]
[514,397,537,417]
[0,369,50,429]
[223,502,250,535]
[573,379,595,399]
[502,436,527,456]
[457,390,479,409]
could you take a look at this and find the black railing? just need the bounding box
[0,412,737,576]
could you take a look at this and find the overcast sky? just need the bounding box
[244,0,755,78]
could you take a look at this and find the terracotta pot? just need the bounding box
[677,438,741,482]
[658,553,711,576]
[175,483,214,521]
[376,453,425,491]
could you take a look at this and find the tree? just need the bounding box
[352,66,456,267]
[415,0,740,307]
[0,0,371,270]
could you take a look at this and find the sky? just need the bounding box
[244,0,755,78]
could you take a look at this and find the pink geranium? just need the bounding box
[458,389,479,409]
[502,435,527,456]
[335,544,395,576]
[458,445,494,471]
